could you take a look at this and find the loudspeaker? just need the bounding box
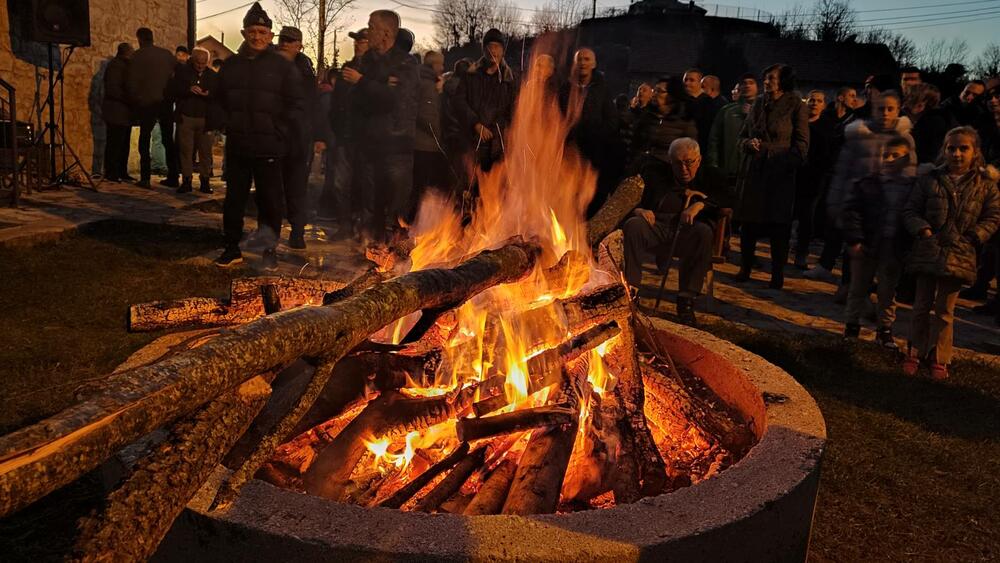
[23,0,91,47]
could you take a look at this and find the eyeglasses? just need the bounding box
[676,158,700,169]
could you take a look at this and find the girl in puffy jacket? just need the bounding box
[902,126,1000,379]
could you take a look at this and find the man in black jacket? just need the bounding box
[452,28,517,181]
[623,137,732,326]
[342,10,418,241]
[127,27,178,188]
[560,47,622,216]
[171,47,219,194]
[102,42,133,183]
[214,2,304,269]
[276,26,317,249]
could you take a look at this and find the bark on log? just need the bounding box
[379,443,470,509]
[128,277,347,332]
[464,458,517,515]
[71,376,272,562]
[261,284,282,315]
[322,266,391,305]
[0,241,539,519]
[415,445,487,512]
[502,359,589,515]
[456,406,577,442]
[587,175,645,248]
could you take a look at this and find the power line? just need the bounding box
[197,1,255,21]
[777,0,1000,18]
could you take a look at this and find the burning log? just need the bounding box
[321,266,390,305]
[456,406,577,442]
[586,175,645,248]
[502,359,589,515]
[260,284,282,315]
[0,240,540,519]
[464,458,518,515]
[415,445,488,512]
[128,277,346,332]
[562,391,620,505]
[365,239,417,272]
[379,443,470,509]
[72,376,272,561]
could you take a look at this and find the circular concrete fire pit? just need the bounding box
[154,317,826,562]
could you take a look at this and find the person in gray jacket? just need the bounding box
[126,27,179,188]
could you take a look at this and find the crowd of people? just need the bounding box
[99,2,1000,380]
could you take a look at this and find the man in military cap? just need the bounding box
[214,2,304,269]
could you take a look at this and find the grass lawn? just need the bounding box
[1,222,998,561]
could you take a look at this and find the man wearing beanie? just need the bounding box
[341,10,418,242]
[452,27,517,186]
[214,2,304,270]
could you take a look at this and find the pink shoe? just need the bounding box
[929,363,949,381]
[902,356,920,377]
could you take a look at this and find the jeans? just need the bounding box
[910,275,963,364]
[845,240,903,327]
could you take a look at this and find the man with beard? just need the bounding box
[214,2,304,269]
[560,48,621,216]
[275,26,318,250]
[342,10,418,241]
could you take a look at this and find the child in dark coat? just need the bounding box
[841,136,916,347]
[902,126,1000,379]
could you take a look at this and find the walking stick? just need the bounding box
[653,194,694,310]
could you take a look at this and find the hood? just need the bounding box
[845,115,913,139]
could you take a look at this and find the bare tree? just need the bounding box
[273,0,356,70]
[531,0,585,34]
[769,4,811,41]
[861,28,918,67]
[489,2,524,41]
[316,0,357,71]
[919,38,970,73]
[813,0,856,43]
[433,0,496,49]
[972,42,1000,79]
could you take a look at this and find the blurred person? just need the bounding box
[275,25,317,250]
[623,138,732,326]
[101,42,134,183]
[630,76,697,166]
[942,80,987,126]
[622,82,653,155]
[697,74,727,148]
[902,126,1000,379]
[214,2,304,269]
[963,82,1000,310]
[899,66,923,95]
[411,50,449,216]
[211,58,223,72]
[793,90,835,269]
[906,83,957,163]
[841,136,917,346]
[734,64,810,290]
[170,46,219,194]
[631,82,653,110]
[706,73,757,183]
[175,45,190,64]
[127,27,178,188]
[561,47,622,216]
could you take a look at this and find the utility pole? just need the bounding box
[592,0,596,18]
[317,0,327,71]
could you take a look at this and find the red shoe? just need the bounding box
[902,356,920,377]
[929,363,949,381]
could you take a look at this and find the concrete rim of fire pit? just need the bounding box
[158,317,826,562]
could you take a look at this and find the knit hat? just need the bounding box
[482,28,504,50]
[243,2,272,29]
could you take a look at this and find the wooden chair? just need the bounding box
[653,208,732,312]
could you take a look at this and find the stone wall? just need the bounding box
[0,0,189,177]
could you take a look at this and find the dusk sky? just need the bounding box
[194,0,1000,63]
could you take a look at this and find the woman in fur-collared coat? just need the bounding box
[735,64,810,289]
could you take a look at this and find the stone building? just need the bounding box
[1,0,190,177]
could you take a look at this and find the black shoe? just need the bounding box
[876,327,898,350]
[769,271,784,290]
[160,177,180,188]
[734,267,751,282]
[215,247,243,268]
[844,323,861,339]
[135,178,151,188]
[104,176,120,183]
[199,177,213,194]
[676,296,698,326]
[122,174,137,182]
[289,230,306,250]
[959,286,988,301]
[177,178,193,193]
[261,248,279,271]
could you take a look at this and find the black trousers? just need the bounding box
[623,215,714,295]
[103,123,131,180]
[410,150,450,221]
[740,221,791,277]
[136,103,178,182]
[224,152,284,249]
[279,148,309,233]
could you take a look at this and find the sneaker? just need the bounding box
[875,327,898,350]
[676,295,698,326]
[160,177,180,188]
[177,178,193,193]
[803,264,835,282]
[843,323,861,339]
[261,248,279,271]
[215,246,243,268]
[929,363,949,381]
[902,355,920,377]
[289,230,306,250]
[122,174,138,182]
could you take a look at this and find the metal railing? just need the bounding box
[700,3,775,22]
[0,78,19,207]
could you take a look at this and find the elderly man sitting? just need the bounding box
[623,137,730,325]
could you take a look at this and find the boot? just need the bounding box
[843,323,860,339]
[289,228,306,250]
[676,295,698,326]
[769,268,785,290]
[177,176,193,193]
[160,176,180,188]
[199,176,213,194]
